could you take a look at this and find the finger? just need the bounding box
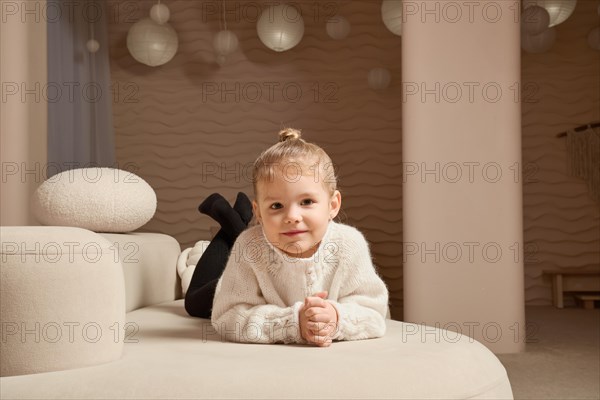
[307,321,330,331]
[307,313,332,324]
[311,334,331,345]
[304,306,328,319]
[304,297,326,308]
[305,306,334,319]
[304,331,321,345]
[313,291,328,299]
[308,322,335,336]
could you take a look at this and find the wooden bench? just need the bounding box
[543,268,600,308]
[575,294,600,310]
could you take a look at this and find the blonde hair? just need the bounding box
[252,128,338,197]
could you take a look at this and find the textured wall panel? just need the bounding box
[521,1,599,305]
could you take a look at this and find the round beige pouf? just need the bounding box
[0,227,126,377]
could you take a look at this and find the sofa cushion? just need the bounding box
[177,240,211,296]
[98,232,181,312]
[0,299,513,399]
[31,168,156,233]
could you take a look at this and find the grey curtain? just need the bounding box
[47,0,115,176]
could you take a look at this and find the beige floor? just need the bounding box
[497,305,600,400]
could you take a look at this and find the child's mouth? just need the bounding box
[282,230,307,236]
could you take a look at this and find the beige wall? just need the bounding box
[108,0,599,316]
[0,0,48,226]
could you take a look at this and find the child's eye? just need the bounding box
[269,202,283,210]
[300,199,315,206]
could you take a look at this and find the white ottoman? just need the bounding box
[0,227,126,377]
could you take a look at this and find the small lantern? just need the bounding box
[587,27,600,51]
[213,30,239,65]
[368,68,392,90]
[86,39,100,53]
[150,3,170,25]
[521,5,550,35]
[521,27,557,54]
[326,15,351,40]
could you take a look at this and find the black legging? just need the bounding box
[184,193,252,319]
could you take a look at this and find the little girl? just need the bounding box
[185,128,388,347]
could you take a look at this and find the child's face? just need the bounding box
[253,167,341,259]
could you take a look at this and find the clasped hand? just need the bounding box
[299,291,338,347]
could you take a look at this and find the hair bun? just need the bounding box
[278,128,302,142]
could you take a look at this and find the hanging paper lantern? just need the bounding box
[213,30,238,56]
[150,3,170,25]
[127,18,178,67]
[213,30,239,65]
[521,5,550,35]
[521,26,556,54]
[256,4,304,52]
[382,0,402,36]
[587,27,600,51]
[368,68,391,90]
[86,39,100,53]
[522,0,577,27]
[326,15,351,40]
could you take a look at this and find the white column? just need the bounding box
[0,0,48,225]
[402,0,525,353]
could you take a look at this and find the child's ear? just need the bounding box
[329,190,342,219]
[252,200,261,223]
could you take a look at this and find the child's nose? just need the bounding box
[284,205,302,223]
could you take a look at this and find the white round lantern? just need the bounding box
[521,5,550,35]
[127,18,178,67]
[521,26,556,54]
[213,30,239,56]
[257,4,304,52]
[150,3,170,25]
[368,68,392,90]
[326,15,351,40]
[587,27,600,51]
[86,39,100,53]
[213,30,239,65]
[522,0,577,27]
[382,0,402,36]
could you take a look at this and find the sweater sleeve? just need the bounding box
[328,229,389,341]
[210,233,304,344]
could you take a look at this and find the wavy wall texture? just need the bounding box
[108,0,599,314]
[107,0,404,317]
[521,0,599,305]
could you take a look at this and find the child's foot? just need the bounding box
[198,193,226,217]
[233,192,253,225]
[198,193,247,242]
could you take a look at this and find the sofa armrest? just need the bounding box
[98,232,181,312]
[0,226,125,376]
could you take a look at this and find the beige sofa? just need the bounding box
[0,226,513,399]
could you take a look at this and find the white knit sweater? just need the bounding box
[211,221,389,344]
